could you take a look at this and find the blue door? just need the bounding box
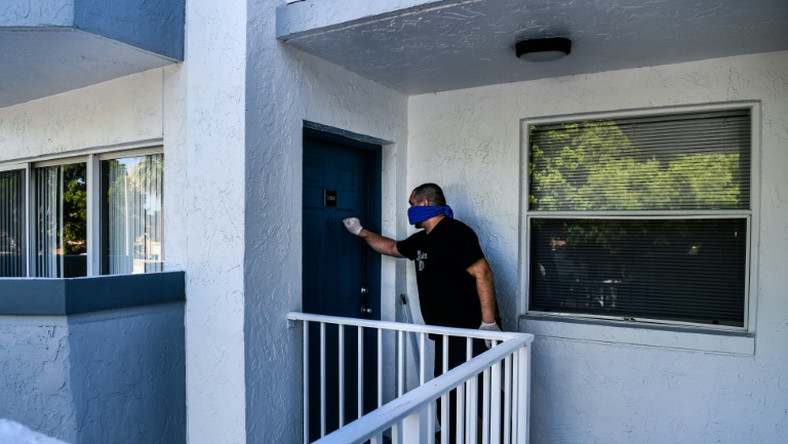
[302,129,380,439]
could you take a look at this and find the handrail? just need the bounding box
[315,333,532,444]
[286,312,530,344]
[287,312,535,444]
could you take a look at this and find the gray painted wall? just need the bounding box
[0,304,185,443]
[75,0,184,60]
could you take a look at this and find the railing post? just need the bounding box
[491,358,502,444]
[402,407,423,443]
[303,321,309,444]
[516,346,530,444]
[320,322,326,438]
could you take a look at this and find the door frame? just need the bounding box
[302,122,383,320]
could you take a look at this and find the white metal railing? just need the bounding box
[286,312,534,444]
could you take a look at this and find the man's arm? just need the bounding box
[358,229,404,258]
[343,217,404,258]
[466,258,497,324]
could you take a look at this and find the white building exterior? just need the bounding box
[1,0,787,442]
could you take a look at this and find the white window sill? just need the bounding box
[519,314,755,356]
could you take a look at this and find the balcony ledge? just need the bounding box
[0,271,185,316]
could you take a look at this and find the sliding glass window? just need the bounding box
[0,169,25,277]
[33,162,88,278]
[3,148,163,278]
[101,153,163,275]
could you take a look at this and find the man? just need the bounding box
[342,183,501,440]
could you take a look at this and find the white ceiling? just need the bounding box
[0,28,173,108]
[280,0,788,95]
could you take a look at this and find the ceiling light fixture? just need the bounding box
[515,37,572,62]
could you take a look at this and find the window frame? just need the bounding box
[0,145,164,278]
[519,102,760,333]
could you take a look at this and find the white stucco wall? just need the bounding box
[408,51,788,443]
[243,4,409,442]
[183,0,248,442]
[0,68,163,160]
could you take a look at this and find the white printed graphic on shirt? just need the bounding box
[416,250,428,271]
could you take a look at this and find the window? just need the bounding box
[33,162,88,277]
[0,149,163,278]
[526,108,751,328]
[101,154,163,275]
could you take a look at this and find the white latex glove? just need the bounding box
[479,321,502,349]
[342,217,363,236]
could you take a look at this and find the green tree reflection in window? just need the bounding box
[529,117,747,212]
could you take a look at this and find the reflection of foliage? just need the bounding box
[129,154,163,192]
[62,164,87,254]
[530,121,742,212]
[104,155,163,271]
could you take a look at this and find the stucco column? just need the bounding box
[184,0,247,442]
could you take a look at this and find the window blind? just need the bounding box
[0,170,24,277]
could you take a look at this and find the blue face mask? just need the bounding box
[407,204,454,225]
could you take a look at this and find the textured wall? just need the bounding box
[408,51,788,443]
[68,304,185,443]
[74,0,184,60]
[243,2,409,441]
[0,69,163,159]
[0,0,72,26]
[0,317,75,441]
[182,0,247,442]
[0,304,185,443]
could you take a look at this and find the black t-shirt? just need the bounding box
[397,217,485,329]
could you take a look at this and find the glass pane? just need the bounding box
[33,163,87,278]
[529,110,750,211]
[529,218,746,326]
[102,154,163,275]
[0,170,25,277]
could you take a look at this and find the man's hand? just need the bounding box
[479,321,501,349]
[343,217,363,236]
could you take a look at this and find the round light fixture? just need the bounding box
[515,37,572,62]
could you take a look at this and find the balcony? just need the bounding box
[287,312,534,444]
[0,0,184,107]
[0,272,186,443]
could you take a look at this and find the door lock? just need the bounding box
[360,286,372,316]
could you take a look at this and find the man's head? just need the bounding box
[409,183,447,207]
[408,183,450,229]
